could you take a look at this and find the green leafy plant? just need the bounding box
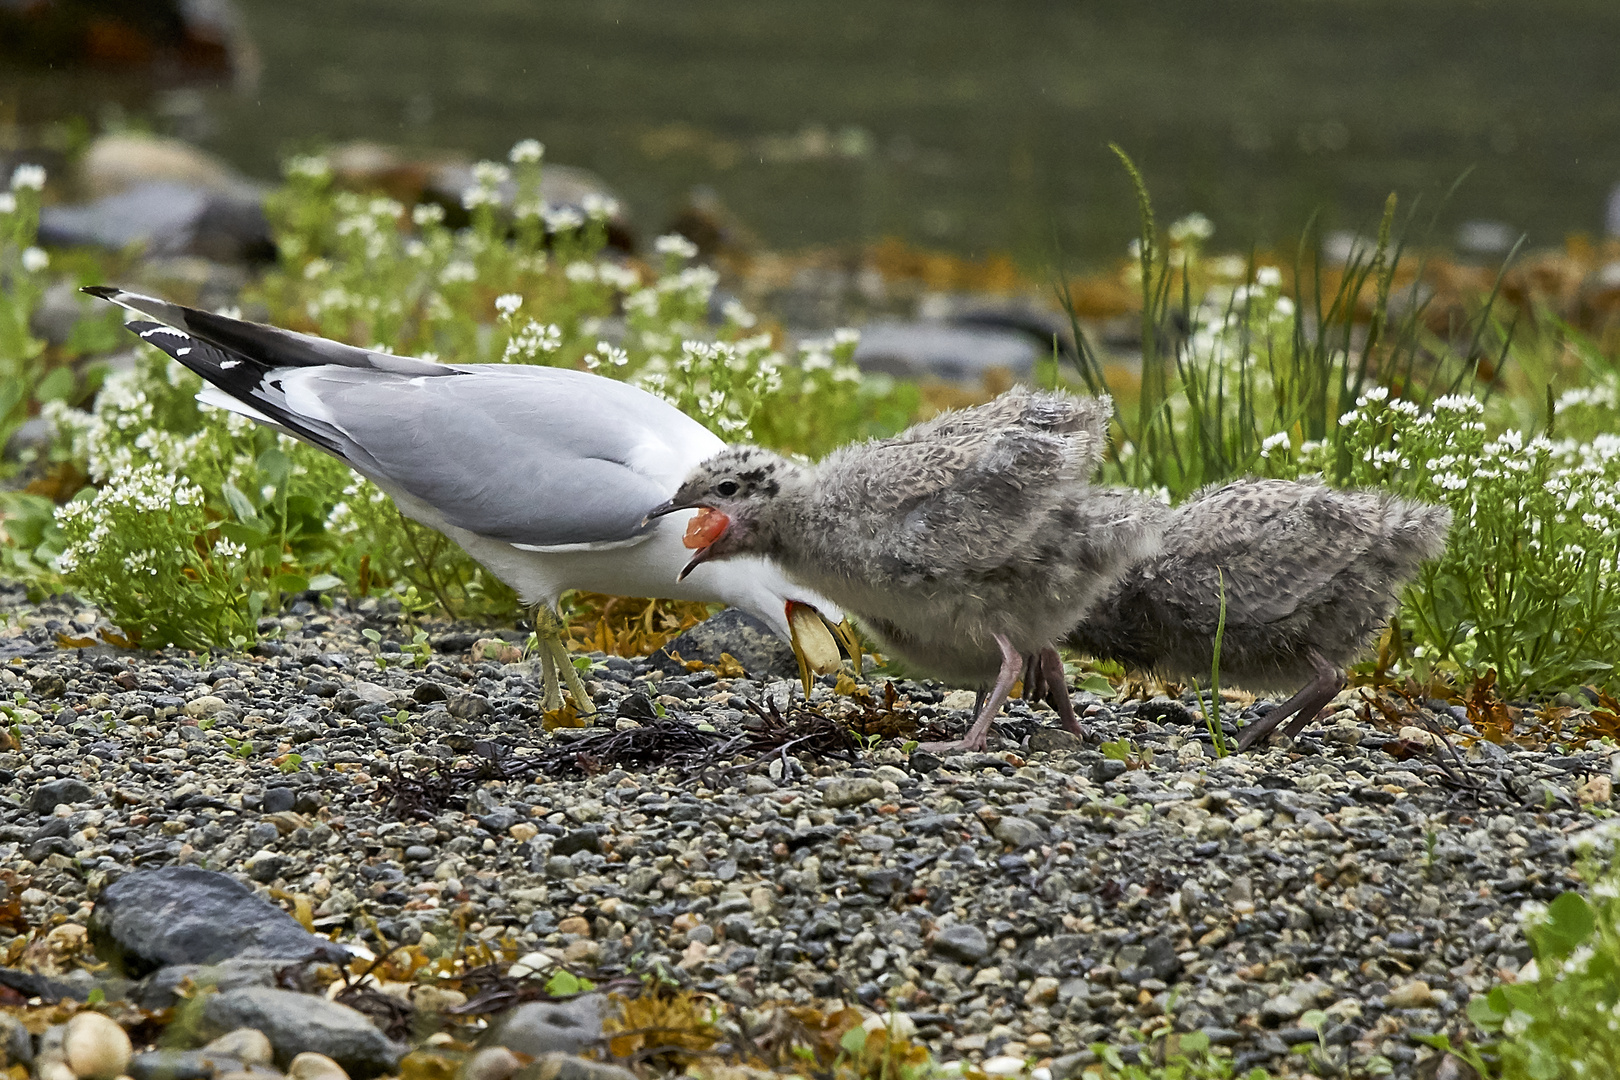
[544,969,597,996]
[27,139,914,645]
[1092,1030,1269,1079]
[1058,148,1620,702]
[1464,845,1620,1078]
[1335,389,1620,696]
[0,164,51,464]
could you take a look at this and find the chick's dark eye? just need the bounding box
[715,480,740,497]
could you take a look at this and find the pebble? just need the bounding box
[0,584,1610,1075]
[822,776,886,808]
[203,1029,275,1068]
[62,1013,132,1080]
[286,1053,350,1080]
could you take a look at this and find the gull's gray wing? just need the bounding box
[92,288,722,549]
[285,365,721,547]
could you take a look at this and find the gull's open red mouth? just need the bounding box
[682,507,730,550]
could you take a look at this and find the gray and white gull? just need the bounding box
[1066,478,1452,749]
[84,286,850,710]
[652,387,1167,751]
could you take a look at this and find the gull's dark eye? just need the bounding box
[715,479,740,497]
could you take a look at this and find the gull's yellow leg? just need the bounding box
[528,605,596,714]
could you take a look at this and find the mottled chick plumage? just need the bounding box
[1066,477,1452,748]
[662,388,1167,749]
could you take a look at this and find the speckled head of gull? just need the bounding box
[649,387,1168,752]
[83,286,852,711]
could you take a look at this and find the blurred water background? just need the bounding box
[4,0,1618,266]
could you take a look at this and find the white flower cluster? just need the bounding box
[509,139,544,164]
[284,155,331,181]
[55,463,204,568]
[10,163,46,191]
[581,341,629,371]
[1167,212,1214,244]
[501,319,562,362]
[654,233,699,260]
[463,161,510,211]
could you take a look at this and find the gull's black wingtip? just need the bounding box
[81,285,120,300]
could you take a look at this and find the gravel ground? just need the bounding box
[3,581,1616,1078]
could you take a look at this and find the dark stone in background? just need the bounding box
[654,608,796,680]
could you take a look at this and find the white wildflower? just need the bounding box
[10,163,46,191]
[1255,266,1282,288]
[1259,432,1291,458]
[284,155,330,181]
[495,293,524,316]
[722,299,757,329]
[502,319,562,361]
[508,139,544,164]
[20,247,48,273]
[412,202,446,227]
[542,205,584,232]
[0,192,15,215]
[472,161,510,188]
[212,539,248,561]
[596,262,640,291]
[654,233,699,260]
[1168,212,1214,243]
[581,192,619,219]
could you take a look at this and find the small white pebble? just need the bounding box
[63,1012,132,1080]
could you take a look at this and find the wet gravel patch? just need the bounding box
[2,583,1616,1077]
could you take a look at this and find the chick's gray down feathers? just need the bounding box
[668,388,1165,686]
[1067,478,1452,744]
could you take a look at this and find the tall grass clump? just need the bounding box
[1061,148,1620,700]
[18,139,916,645]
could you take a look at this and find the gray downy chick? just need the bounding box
[1065,478,1452,750]
[652,388,1166,751]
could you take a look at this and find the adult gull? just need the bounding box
[84,286,850,711]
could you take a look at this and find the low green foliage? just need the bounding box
[1460,842,1620,1078]
[13,139,914,641]
[1091,1031,1268,1079]
[1335,389,1620,695]
[1064,149,1620,699]
[0,164,51,462]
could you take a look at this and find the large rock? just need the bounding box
[39,181,273,263]
[515,1056,636,1080]
[90,867,350,977]
[81,135,244,200]
[853,320,1038,386]
[480,996,609,1057]
[134,958,318,1011]
[930,924,991,964]
[654,609,796,680]
[200,987,404,1078]
[32,778,94,815]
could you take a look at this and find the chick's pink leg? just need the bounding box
[926,633,1022,753]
